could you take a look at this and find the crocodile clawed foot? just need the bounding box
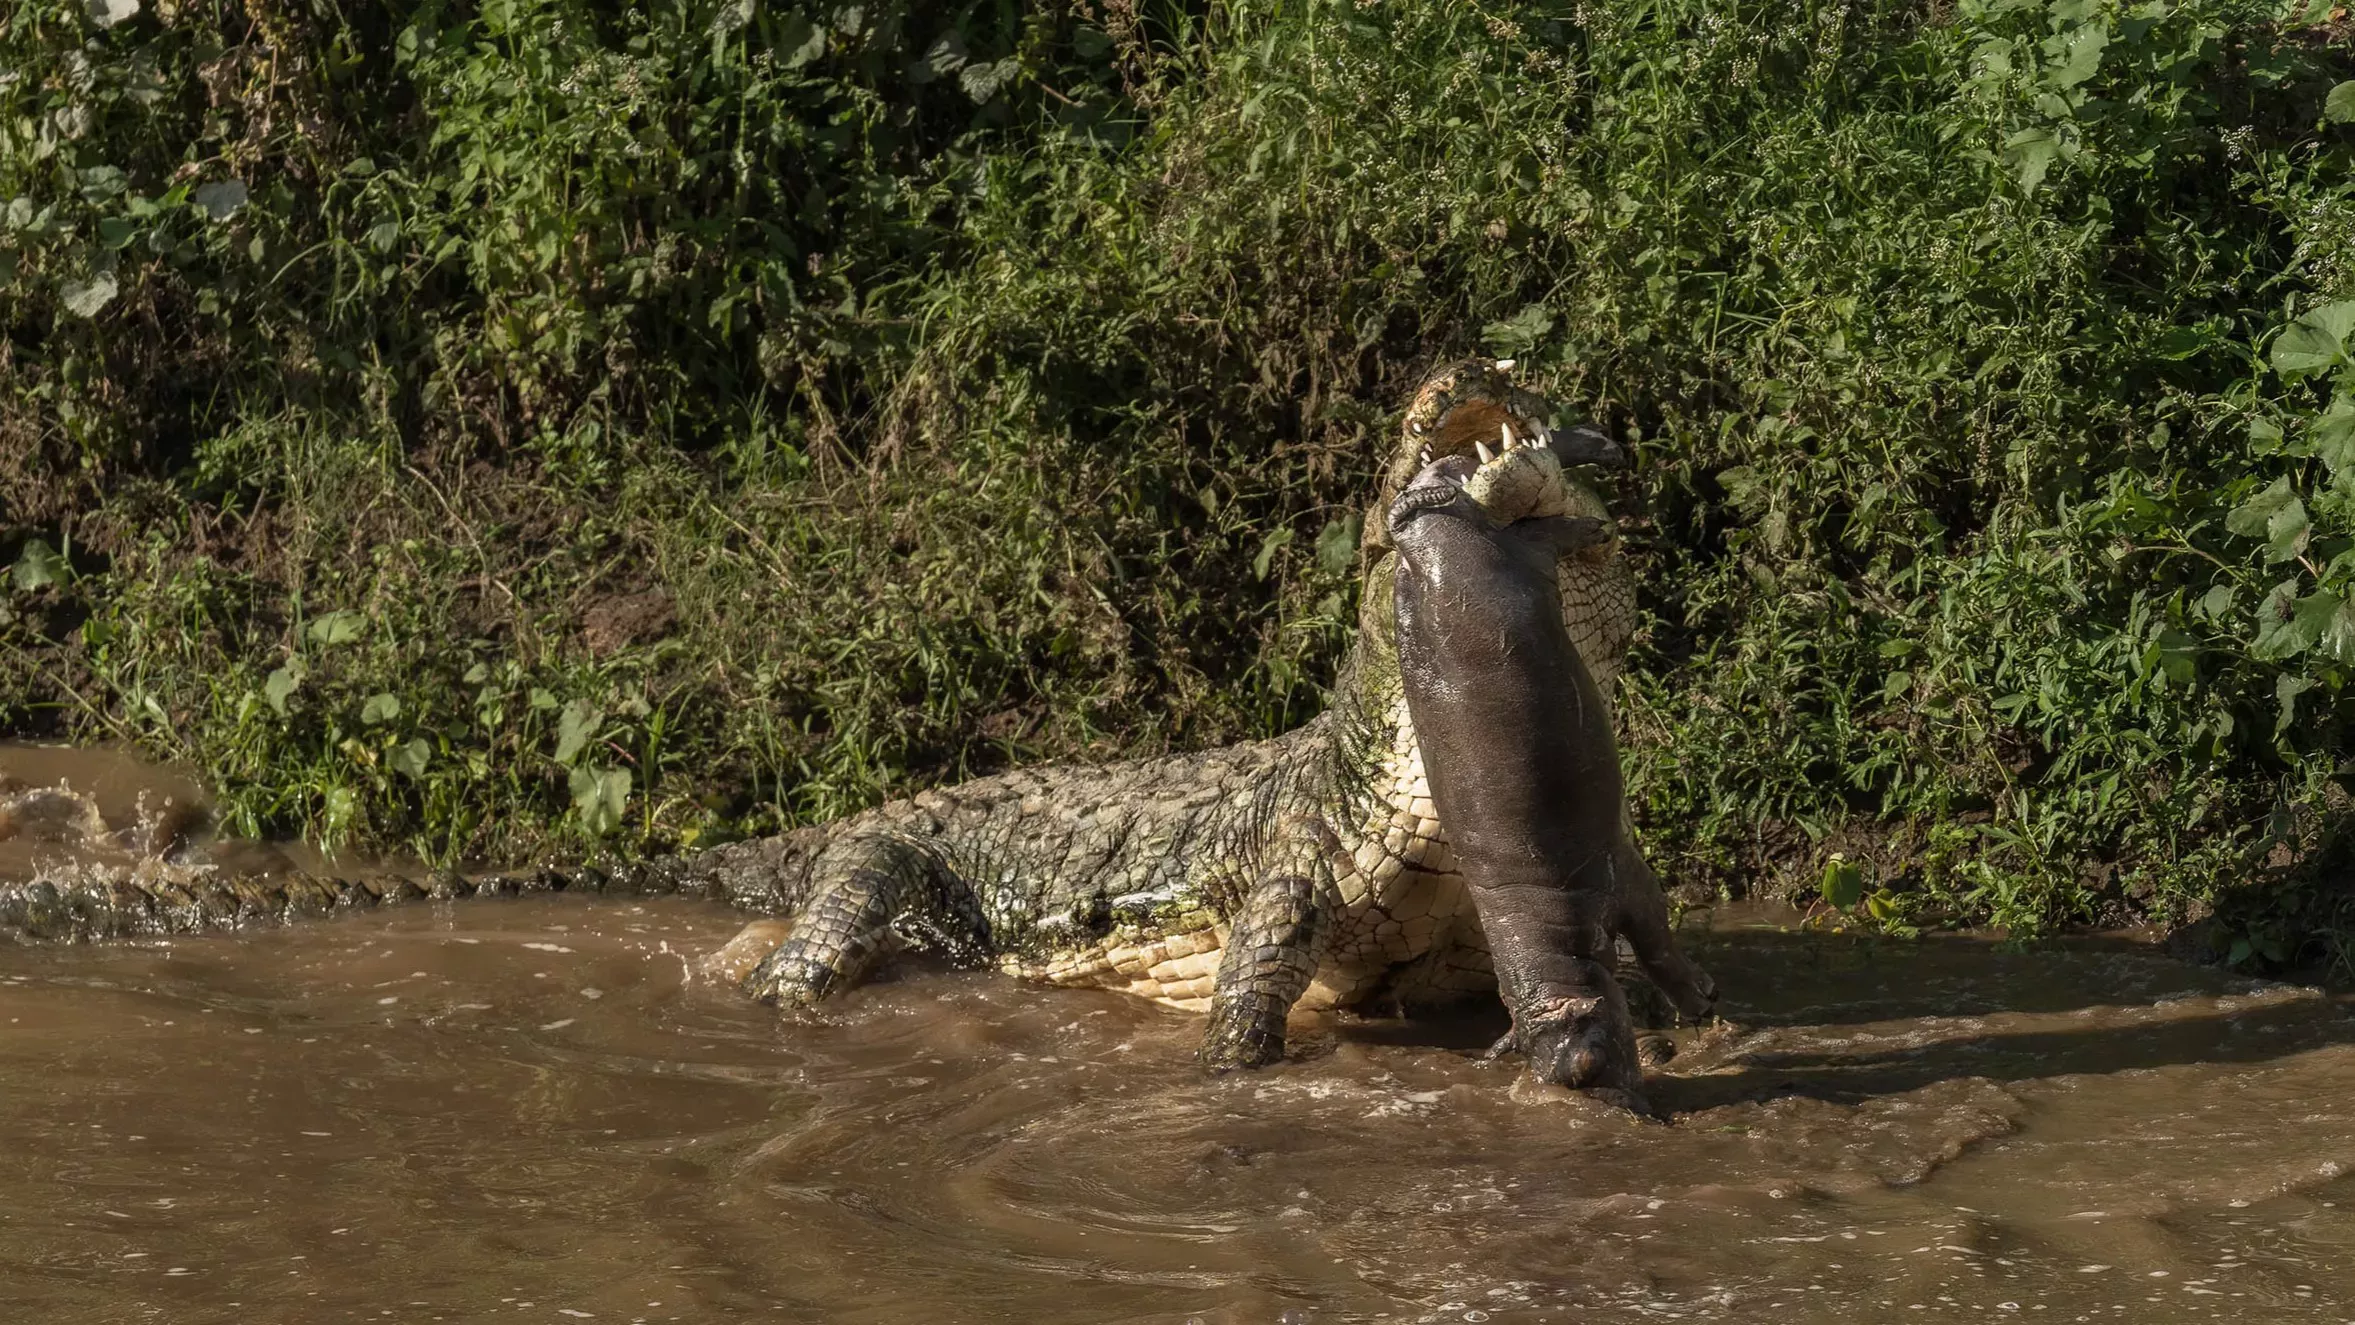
[1199,992,1290,1074]
[1635,1031,1678,1067]
[1198,1033,1287,1074]
[1198,1043,1278,1075]
[740,949,837,1009]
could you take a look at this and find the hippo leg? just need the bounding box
[1608,827,1717,1024]
[1475,876,1648,1106]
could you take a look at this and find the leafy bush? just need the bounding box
[2,0,2351,965]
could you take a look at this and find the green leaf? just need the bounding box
[2313,395,2355,475]
[389,737,432,779]
[320,785,358,841]
[1864,890,1901,922]
[1314,514,1362,575]
[1253,526,1295,580]
[1480,304,1556,358]
[2152,628,2197,684]
[907,33,967,84]
[569,765,632,836]
[59,271,117,318]
[2272,301,2355,377]
[307,610,365,646]
[2048,23,2109,89]
[708,0,753,36]
[2154,325,2210,360]
[778,14,826,67]
[191,179,246,220]
[2277,673,2317,733]
[2003,127,2061,192]
[2322,596,2355,665]
[2226,476,2297,539]
[1820,854,1865,910]
[2253,580,2332,659]
[2267,493,2311,564]
[10,539,64,591]
[1717,465,1766,514]
[959,57,1019,104]
[263,662,304,716]
[2326,80,2355,125]
[554,699,601,765]
[360,692,401,725]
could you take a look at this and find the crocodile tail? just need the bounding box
[0,827,830,945]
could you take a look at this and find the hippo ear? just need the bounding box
[1550,423,1626,469]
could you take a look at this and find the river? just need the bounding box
[3,746,2353,1323]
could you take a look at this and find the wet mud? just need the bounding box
[3,746,2355,1323]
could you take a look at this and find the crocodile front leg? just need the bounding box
[741,832,986,1007]
[1199,819,1340,1072]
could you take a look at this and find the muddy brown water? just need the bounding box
[5,748,2355,1323]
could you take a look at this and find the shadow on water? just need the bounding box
[1326,917,2355,1116]
[1652,993,2355,1113]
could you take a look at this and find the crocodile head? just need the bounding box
[1349,359,1634,702]
[1364,358,1623,560]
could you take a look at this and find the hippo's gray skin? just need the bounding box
[1389,443,1716,1109]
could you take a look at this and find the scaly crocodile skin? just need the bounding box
[0,360,1654,1072]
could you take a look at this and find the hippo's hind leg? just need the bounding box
[741,832,986,1008]
[1608,823,1716,1025]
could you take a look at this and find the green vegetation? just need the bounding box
[2,0,2351,964]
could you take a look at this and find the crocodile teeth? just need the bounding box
[1535,423,1553,449]
[1411,421,1428,435]
[1501,422,1519,451]
[1475,441,1495,463]
[1418,446,1433,466]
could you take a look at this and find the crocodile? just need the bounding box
[0,359,1713,1090]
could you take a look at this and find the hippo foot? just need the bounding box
[1487,960,1649,1111]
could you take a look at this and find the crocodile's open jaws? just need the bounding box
[0,359,1710,1107]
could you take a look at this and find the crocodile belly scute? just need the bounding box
[1007,925,1229,1010]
